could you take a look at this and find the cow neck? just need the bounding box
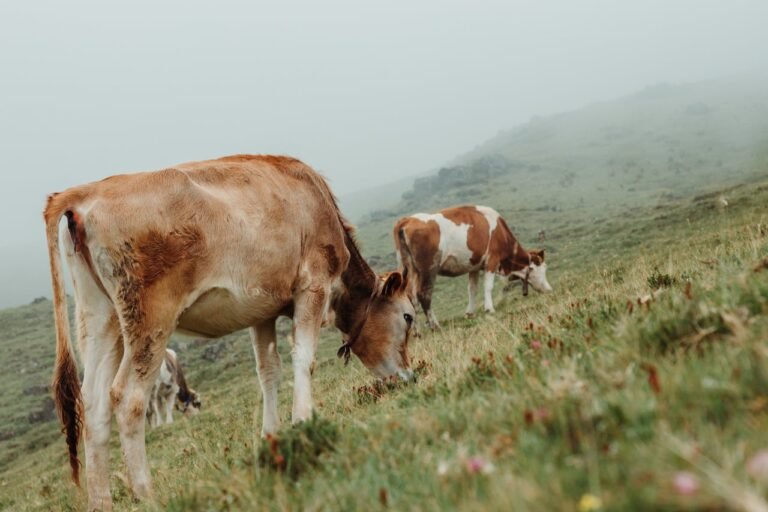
[510,240,532,271]
[333,228,378,342]
[503,226,532,272]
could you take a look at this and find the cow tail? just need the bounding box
[395,222,417,300]
[394,225,410,269]
[44,194,83,486]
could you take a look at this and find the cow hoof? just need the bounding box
[464,312,475,319]
[484,309,495,314]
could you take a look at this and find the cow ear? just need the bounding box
[382,271,404,297]
[531,249,545,264]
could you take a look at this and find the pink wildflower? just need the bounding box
[747,449,768,481]
[465,456,494,475]
[672,471,699,496]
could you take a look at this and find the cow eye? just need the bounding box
[404,313,413,326]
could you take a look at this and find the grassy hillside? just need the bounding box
[1,78,767,511]
[2,159,766,512]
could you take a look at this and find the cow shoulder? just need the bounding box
[486,212,515,272]
[440,206,490,266]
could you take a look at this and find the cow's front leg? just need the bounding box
[290,286,327,423]
[250,320,281,436]
[484,271,496,313]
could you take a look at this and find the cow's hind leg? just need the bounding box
[111,299,178,500]
[465,271,479,317]
[291,285,328,423]
[417,270,440,330]
[250,320,281,435]
[64,233,121,511]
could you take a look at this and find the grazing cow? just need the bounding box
[394,205,552,329]
[44,154,415,510]
[146,349,200,428]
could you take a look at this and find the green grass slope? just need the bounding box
[1,171,767,511]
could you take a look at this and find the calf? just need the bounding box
[146,349,200,428]
[394,205,552,329]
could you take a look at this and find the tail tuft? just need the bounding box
[53,351,83,485]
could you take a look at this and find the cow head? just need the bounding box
[502,249,553,295]
[337,270,416,381]
[180,389,202,416]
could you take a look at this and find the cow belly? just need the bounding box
[438,255,481,277]
[176,287,286,338]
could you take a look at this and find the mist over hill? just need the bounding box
[2,76,767,309]
[356,75,768,263]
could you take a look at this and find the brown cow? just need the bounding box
[394,205,552,329]
[44,154,415,510]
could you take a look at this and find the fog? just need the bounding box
[1,0,767,307]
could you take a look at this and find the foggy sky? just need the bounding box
[1,0,767,307]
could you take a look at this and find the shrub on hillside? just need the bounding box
[647,268,677,290]
[256,415,338,480]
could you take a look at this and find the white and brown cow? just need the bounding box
[394,205,552,329]
[146,348,201,428]
[44,154,415,510]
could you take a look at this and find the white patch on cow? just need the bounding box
[410,212,477,275]
[474,205,500,235]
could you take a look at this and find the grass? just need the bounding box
[0,172,766,511]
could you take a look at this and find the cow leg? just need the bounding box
[111,302,177,501]
[154,390,164,427]
[291,286,327,423]
[484,271,496,313]
[150,384,163,428]
[146,388,157,428]
[80,311,122,512]
[417,271,439,330]
[164,391,174,424]
[250,320,281,435]
[465,271,479,317]
[64,237,121,511]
